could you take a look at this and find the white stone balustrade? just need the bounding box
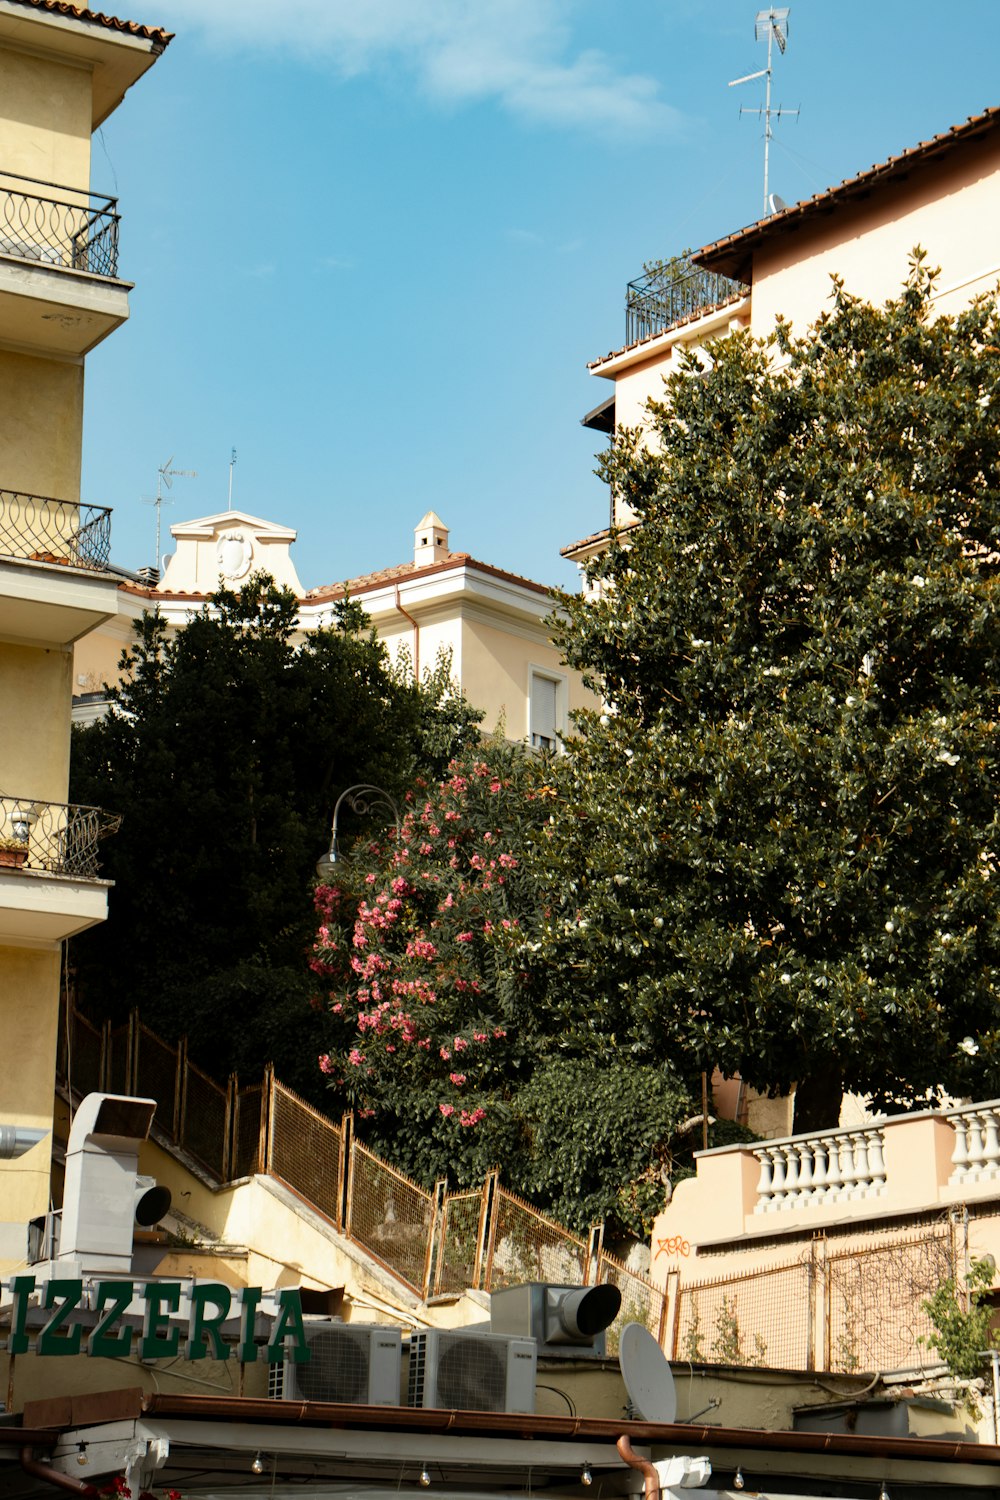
[948,1102,1000,1184]
[753,1124,887,1213]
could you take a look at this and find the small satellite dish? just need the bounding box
[619,1322,677,1424]
[768,192,789,215]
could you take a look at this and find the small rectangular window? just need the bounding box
[530,673,559,751]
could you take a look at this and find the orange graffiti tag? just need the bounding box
[655,1235,691,1259]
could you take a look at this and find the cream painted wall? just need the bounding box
[0,945,60,1237]
[749,144,1000,339]
[0,46,92,189]
[0,639,72,798]
[0,349,84,500]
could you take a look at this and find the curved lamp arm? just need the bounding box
[316,783,402,881]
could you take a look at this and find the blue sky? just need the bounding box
[83,1,1000,594]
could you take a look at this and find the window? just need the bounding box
[530,671,563,752]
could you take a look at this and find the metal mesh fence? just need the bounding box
[486,1185,589,1290]
[134,1025,180,1138]
[268,1080,343,1228]
[232,1084,264,1178]
[106,1022,131,1095]
[824,1226,954,1373]
[180,1060,229,1182]
[596,1250,668,1355]
[63,1009,103,1099]
[347,1140,434,1295]
[435,1190,485,1294]
[674,1260,811,1370]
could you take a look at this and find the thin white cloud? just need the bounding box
[163,0,680,136]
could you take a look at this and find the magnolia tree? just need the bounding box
[310,740,699,1235]
[541,256,1000,1131]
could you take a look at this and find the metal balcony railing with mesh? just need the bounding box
[0,172,120,278]
[0,795,121,879]
[625,262,747,345]
[0,490,112,571]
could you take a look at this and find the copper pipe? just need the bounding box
[394,584,419,681]
[616,1435,659,1500]
[20,1449,98,1498]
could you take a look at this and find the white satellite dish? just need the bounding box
[768,192,789,215]
[619,1322,677,1424]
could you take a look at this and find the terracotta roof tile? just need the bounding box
[694,104,1000,283]
[561,520,639,560]
[588,291,748,372]
[307,551,555,602]
[7,0,172,46]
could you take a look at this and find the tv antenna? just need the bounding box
[227,446,237,511]
[729,7,798,216]
[144,455,196,573]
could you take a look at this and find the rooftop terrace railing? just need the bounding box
[0,171,120,278]
[625,262,747,345]
[0,489,112,571]
[0,795,121,879]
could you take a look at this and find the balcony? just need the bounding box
[0,171,130,356]
[656,1100,1000,1254]
[0,489,119,645]
[0,794,120,946]
[625,260,748,345]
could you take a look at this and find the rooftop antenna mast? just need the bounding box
[729,7,798,216]
[147,455,196,573]
[227,447,237,511]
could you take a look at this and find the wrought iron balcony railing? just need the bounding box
[0,796,121,880]
[0,171,120,279]
[625,262,748,345]
[0,489,112,571]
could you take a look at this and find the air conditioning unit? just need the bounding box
[407,1329,536,1414]
[269,1322,401,1404]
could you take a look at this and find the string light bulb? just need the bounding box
[879,1486,890,1500]
[76,1447,88,1468]
[581,1468,593,1487]
[734,1467,745,1491]
[419,1469,431,1488]
[251,1453,265,1476]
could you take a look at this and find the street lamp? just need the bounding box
[316,784,402,882]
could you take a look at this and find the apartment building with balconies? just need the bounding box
[0,0,169,1264]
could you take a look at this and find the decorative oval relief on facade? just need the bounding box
[217,530,253,580]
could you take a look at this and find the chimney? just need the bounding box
[414,511,450,567]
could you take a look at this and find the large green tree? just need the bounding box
[70,574,480,1095]
[539,257,1000,1129]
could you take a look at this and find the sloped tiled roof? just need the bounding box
[307,551,554,603]
[588,290,748,373]
[7,0,172,46]
[695,104,1000,284]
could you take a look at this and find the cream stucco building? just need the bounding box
[74,507,598,744]
[0,1,169,1264]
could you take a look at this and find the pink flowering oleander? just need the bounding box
[455,931,473,943]
[439,1103,456,1118]
[459,1107,486,1127]
[472,1030,487,1042]
[348,1048,365,1066]
[318,1053,333,1074]
[498,853,517,868]
[449,1072,467,1086]
[439,1046,451,1060]
[419,842,433,855]
[453,1036,468,1051]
